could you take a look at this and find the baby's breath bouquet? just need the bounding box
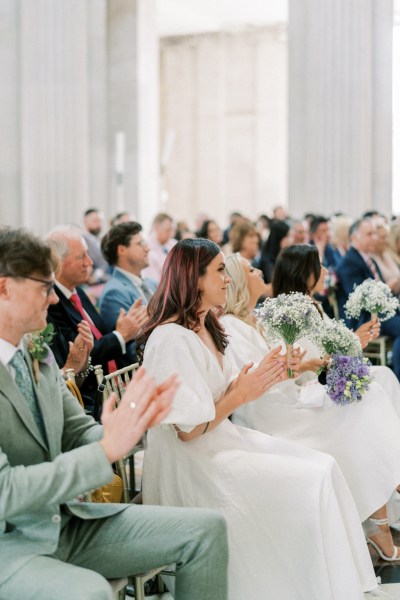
[313,319,362,357]
[345,279,399,322]
[256,292,321,377]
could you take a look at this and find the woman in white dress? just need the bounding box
[138,238,378,600]
[222,246,400,563]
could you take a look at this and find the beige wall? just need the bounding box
[159,26,287,228]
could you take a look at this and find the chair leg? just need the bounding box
[134,577,145,600]
[116,458,130,503]
[157,573,166,593]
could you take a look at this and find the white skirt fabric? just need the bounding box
[142,324,377,600]
[222,314,400,523]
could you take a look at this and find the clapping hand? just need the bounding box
[116,298,149,342]
[232,346,290,403]
[100,367,179,463]
[63,321,94,375]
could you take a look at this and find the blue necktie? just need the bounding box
[9,350,46,440]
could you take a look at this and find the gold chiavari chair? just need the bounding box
[94,363,173,599]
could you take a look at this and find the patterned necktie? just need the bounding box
[140,280,153,303]
[70,292,118,375]
[9,350,46,440]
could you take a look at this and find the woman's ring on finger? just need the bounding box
[130,402,136,410]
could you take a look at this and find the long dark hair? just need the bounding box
[272,244,321,296]
[138,238,228,358]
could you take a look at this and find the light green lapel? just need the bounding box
[23,346,61,458]
[0,361,47,451]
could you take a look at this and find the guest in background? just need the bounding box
[82,208,110,284]
[175,220,195,241]
[309,215,337,268]
[255,214,271,242]
[142,213,177,284]
[197,219,223,246]
[221,211,244,245]
[371,221,400,296]
[291,219,309,245]
[229,221,260,263]
[336,218,400,381]
[46,226,141,414]
[259,220,293,283]
[388,222,400,269]
[100,222,155,361]
[272,205,288,221]
[110,211,136,227]
[329,215,353,268]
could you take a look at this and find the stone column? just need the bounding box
[289,0,393,218]
[20,0,91,234]
[108,0,159,232]
[0,1,21,227]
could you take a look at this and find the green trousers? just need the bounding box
[0,504,228,600]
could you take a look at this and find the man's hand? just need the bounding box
[99,367,179,463]
[115,298,149,342]
[63,321,94,375]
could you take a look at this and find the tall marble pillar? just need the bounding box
[0,0,159,234]
[289,0,393,218]
[108,0,159,233]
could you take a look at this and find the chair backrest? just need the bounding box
[64,368,85,410]
[94,363,139,404]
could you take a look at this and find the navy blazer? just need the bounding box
[48,286,130,413]
[336,246,384,326]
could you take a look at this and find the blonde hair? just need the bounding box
[224,254,254,326]
[388,222,400,266]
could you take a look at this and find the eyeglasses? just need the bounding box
[20,275,56,297]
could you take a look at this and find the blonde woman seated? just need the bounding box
[222,247,400,562]
[138,239,379,600]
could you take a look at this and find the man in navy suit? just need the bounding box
[46,226,144,414]
[99,222,157,361]
[336,218,400,380]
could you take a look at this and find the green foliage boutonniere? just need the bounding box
[26,323,55,383]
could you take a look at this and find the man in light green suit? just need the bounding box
[0,228,228,600]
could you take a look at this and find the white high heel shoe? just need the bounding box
[367,517,400,562]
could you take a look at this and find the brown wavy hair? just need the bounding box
[137,238,228,359]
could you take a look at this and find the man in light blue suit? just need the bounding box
[100,222,158,361]
[0,228,228,600]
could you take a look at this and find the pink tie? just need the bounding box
[70,292,118,374]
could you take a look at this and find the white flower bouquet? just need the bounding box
[256,292,321,377]
[313,319,362,357]
[344,279,399,322]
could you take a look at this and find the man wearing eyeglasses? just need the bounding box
[0,227,228,600]
[99,222,157,360]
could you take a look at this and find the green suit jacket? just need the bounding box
[0,345,126,586]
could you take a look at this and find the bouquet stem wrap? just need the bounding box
[286,343,293,378]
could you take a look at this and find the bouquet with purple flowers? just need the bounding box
[325,354,372,405]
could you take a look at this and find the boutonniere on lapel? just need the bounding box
[25,323,55,384]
